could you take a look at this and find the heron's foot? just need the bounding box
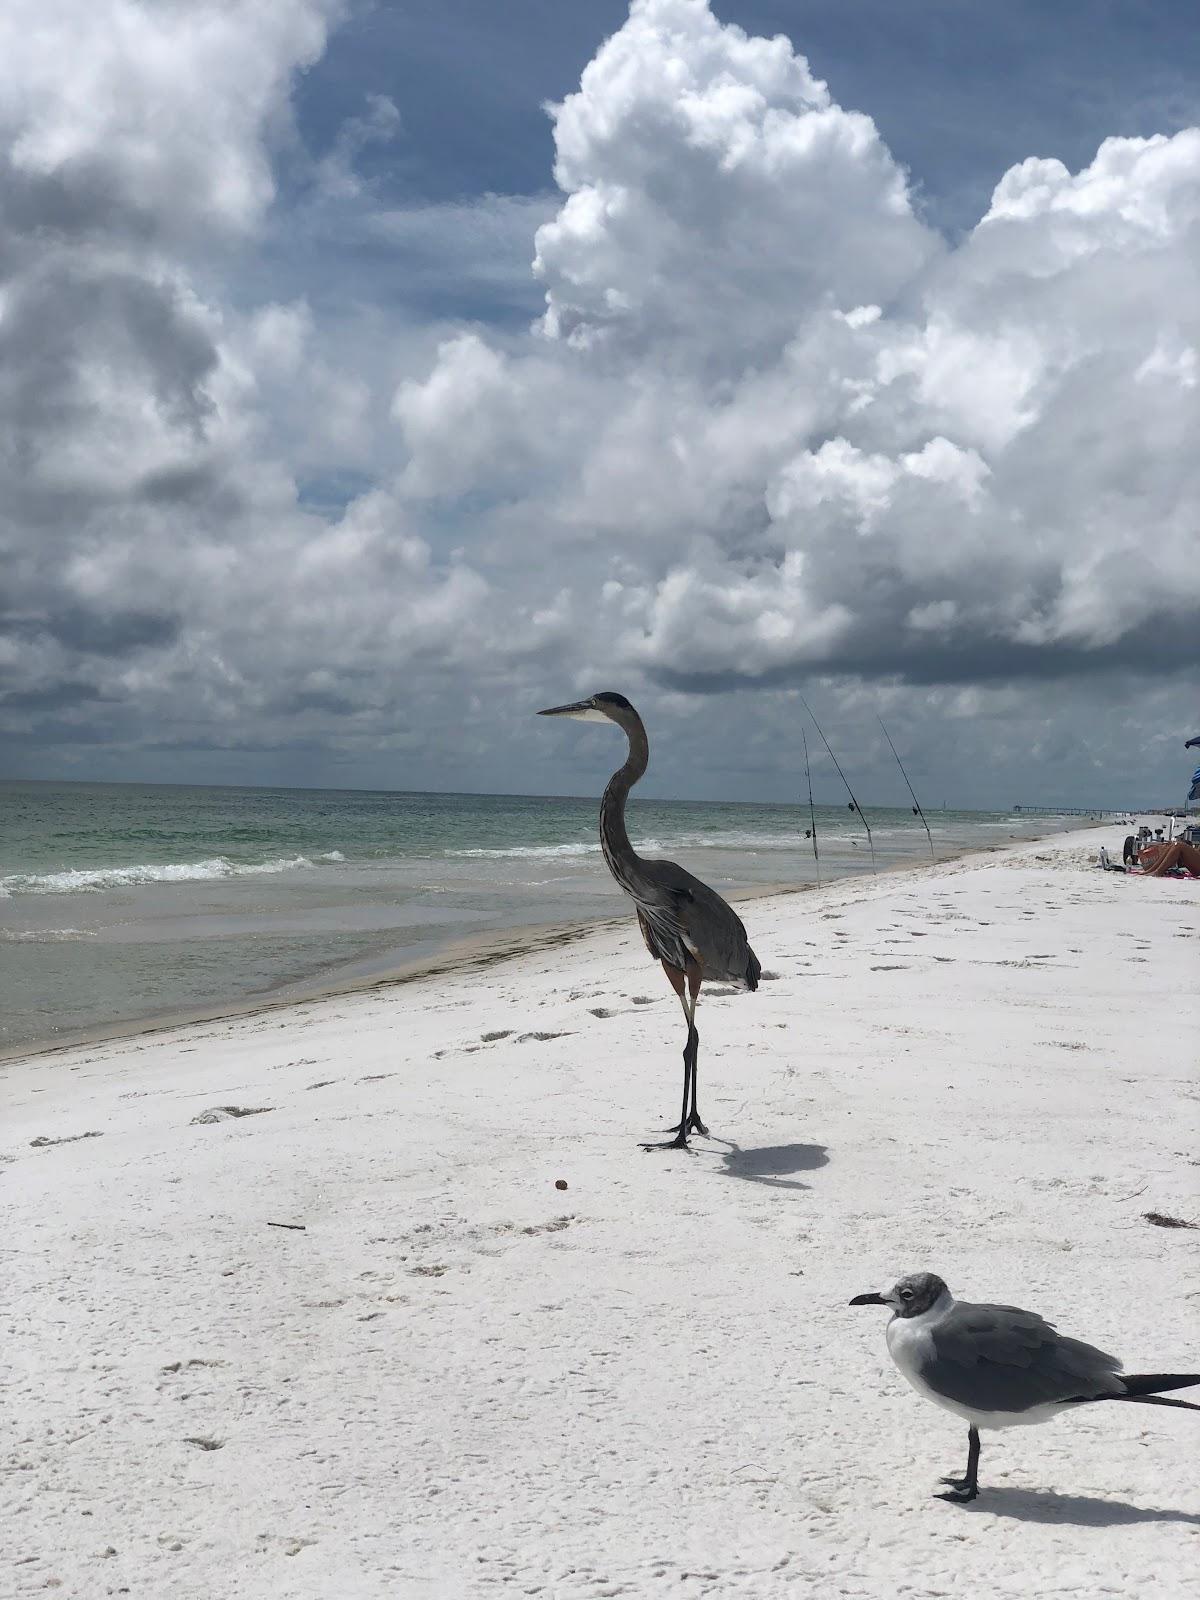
[640,1132,691,1152]
[665,1111,710,1137]
[935,1481,979,1504]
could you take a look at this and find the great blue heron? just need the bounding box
[537,692,760,1149]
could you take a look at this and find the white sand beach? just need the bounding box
[4,822,1198,1599]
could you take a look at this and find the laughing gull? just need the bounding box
[850,1272,1199,1502]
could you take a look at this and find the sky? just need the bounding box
[1,0,1198,809]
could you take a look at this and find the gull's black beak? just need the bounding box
[849,1292,887,1307]
[537,699,592,717]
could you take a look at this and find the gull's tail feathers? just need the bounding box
[1071,1374,1200,1411]
[1118,1373,1200,1398]
[1103,1393,1200,1413]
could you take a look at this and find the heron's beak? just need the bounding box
[849,1292,887,1307]
[537,699,604,722]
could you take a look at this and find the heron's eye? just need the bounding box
[899,1288,913,1301]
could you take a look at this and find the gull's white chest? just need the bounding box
[885,1303,986,1424]
[886,1311,945,1403]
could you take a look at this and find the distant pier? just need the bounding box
[1011,804,1122,816]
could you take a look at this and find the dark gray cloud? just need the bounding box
[45,608,181,657]
[0,679,104,712]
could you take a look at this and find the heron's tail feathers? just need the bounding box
[1118,1373,1200,1400]
[745,950,761,992]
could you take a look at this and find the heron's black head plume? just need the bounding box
[536,691,639,726]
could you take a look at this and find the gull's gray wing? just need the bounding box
[923,1302,1125,1413]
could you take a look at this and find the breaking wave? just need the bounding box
[0,856,314,896]
[444,832,840,858]
[447,841,600,859]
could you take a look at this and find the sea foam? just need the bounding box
[0,856,313,896]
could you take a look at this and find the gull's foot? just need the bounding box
[665,1112,710,1137]
[935,1482,979,1504]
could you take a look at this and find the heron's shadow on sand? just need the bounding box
[716,1141,829,1190]
[965,1487,1200,1527]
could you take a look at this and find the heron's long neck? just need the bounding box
[599,716,649,883]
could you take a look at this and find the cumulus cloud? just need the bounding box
[398,0,1200,702]
[2,0,1197,801]
[0,0,335,246]
[533,0,934,359]
[0,1,500,774]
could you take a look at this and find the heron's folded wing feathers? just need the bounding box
[633,858,755,981]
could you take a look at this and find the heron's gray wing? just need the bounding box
[627,862,697,972]
[637,859,757,985]
[925,1302,1125,1413]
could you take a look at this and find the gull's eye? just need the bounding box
[899,1288,913,1302]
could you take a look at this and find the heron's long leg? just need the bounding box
[664,969,708,1138]
[641,962,693,1151]
[936,1426,981,1503]
[683,968,707,1136]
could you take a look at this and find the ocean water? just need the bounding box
[0,780,1076,1054]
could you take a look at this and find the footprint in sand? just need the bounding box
[189,1106,272,1125]
[30,1130,103,1148]
[255,1533,317,1557]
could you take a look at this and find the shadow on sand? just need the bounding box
[963,1486,1200,1527]
[717,1141,829,1190]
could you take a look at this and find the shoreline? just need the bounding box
[0,823,1103,1069]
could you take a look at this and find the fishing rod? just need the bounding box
[801,726,821,885]
[801,697,876,875]
[878,715,936,862]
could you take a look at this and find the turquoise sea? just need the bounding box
[0,780,1075,1054]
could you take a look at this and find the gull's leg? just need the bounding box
[937,1426,981,1503]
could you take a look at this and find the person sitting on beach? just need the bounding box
[1135,839,1200,877]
